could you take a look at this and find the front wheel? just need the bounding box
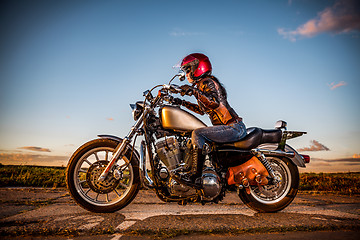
[238,156,299,212]
[66,138,140,213]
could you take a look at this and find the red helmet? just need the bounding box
[181,53,212,80]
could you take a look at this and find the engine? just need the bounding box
[156,137,182,170]
[155,137,221,201]
[155,137,193,197]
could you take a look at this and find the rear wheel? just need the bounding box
[238,156,299,212]
[66,138,140,213]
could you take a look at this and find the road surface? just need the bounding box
[0,188,359,239]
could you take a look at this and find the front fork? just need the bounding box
[98,114,144,182]
[140,140,155,188]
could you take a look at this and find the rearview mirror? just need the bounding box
[179,71,185,81]
[275,120,287,130]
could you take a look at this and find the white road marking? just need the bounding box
[53,215,75,221]
[312,217,328,221]
[110,234,123,240]
[116,220,137,231]
[77,216,105,230]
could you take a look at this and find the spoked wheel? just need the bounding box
[66,138,140,213]
[238,156,299,212]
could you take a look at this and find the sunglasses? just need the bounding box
[181,66,191,74]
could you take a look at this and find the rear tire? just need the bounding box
[66,138,140,213]
[238,156,299,212]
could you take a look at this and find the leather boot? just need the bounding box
[189,146,205,182]
[172,146,205,187]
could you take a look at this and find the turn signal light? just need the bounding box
[301,154,310,163]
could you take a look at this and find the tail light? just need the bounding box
[301,154,310,163]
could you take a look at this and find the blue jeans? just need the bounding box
[191,121,247,149]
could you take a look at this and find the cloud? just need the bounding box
[0,152,68,166]
[354,154,360,158]
[297,140,330,152]
[279,0,360,41]
[18,146,51,152]
[169,28,205,37]
[320,158,360,163]
[328,81,347,90]
[300,157,360,172]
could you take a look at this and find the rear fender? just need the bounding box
[258,143,306,168]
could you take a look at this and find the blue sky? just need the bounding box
[0,0,359,172]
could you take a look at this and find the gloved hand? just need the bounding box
[180,85,195,96]
[172,97,183,105]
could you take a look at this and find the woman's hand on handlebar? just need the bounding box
[180,84,194,96]
[162,95,183,105]
[169,84,182,94]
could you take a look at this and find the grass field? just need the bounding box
[0,164,359,195]
[0,164,66,188]
[299,172,359,195]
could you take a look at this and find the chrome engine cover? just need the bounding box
[156,137,181,170]
[201,167,221,200]
[169,179,195,197]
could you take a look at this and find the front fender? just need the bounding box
[97,135,140,161]
[258,143,306,168]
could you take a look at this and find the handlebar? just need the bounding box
[143,73,186,106]
[163,84,182,93]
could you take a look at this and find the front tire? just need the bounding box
[238,156,299,212]
[66,138,140,213]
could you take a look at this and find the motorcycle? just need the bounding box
[66,71,310,213]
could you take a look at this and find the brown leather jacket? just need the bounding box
[182,76,242,125]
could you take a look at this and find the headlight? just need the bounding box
[132,109,141,121]
[130,101,144,121]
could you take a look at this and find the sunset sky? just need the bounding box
[1,0,359,172]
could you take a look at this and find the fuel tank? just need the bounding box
[160,105,207,132]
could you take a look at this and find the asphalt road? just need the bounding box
[0,188,359,239]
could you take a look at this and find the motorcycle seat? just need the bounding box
[221,127,282,150]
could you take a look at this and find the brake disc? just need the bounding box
[86,161,120,194]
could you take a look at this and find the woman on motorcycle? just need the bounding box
[174,53,247,184]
